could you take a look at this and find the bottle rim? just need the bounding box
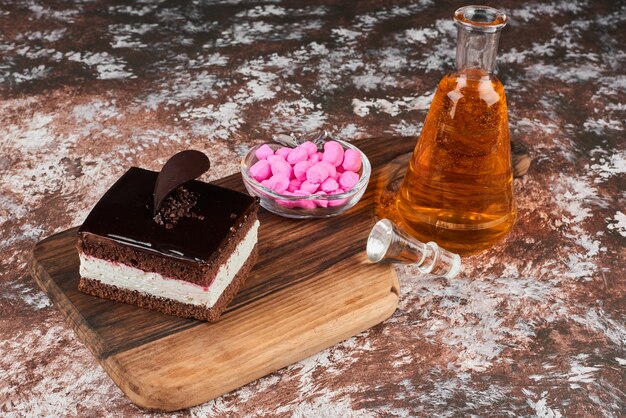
[454,5,508,33]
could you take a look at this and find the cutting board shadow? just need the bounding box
[28,135,417,411]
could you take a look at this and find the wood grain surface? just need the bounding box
[27,135,420,411]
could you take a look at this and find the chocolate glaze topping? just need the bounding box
[79,167,256,263]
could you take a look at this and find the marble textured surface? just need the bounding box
[1,0,625,416]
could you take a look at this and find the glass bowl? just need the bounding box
[241,137,371,219]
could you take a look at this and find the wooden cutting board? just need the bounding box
[28,135,417,411]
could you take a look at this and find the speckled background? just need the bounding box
[1,0,625,416]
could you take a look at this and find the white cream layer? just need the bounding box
[79,220,259,308]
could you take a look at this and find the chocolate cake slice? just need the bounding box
[77,151,260,322]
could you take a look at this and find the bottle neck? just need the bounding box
[453,6,507,74]
[456,29,501,74]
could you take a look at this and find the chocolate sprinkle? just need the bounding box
[153,187,203,228]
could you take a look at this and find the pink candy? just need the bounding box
[262,175,289,193]
[288,178,302,192]
[300,180,319,194]
[286,146,308,165]
[293,160,313,181]
[293,190,316,209]
[275,147,292,159]
[318,160,337,178]
[320,177,339,193]
[314,191,329,208]
[249,159,271,182]
[255,144,274,160]
[342,149,362,172]
[306,163,330,184]
[322,141,344,167]
[307,152,321,163]
[328,188,348,207]
[339,171,359,190]
[268,155,292,179]
[301,141,318,155]
[251,140,363,210]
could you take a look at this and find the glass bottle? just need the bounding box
[395,6,515,255]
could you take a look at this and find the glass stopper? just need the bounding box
[367,219,462,279]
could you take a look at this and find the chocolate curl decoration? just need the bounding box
[153,150,210,216]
